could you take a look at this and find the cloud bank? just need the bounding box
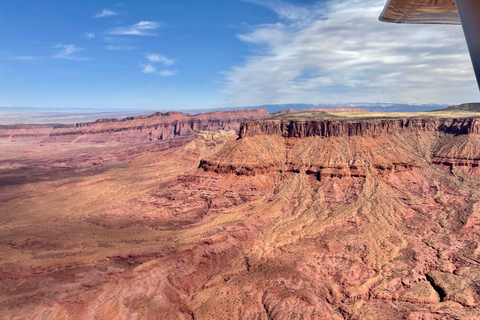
[51,44,90,61]
[95,9,117,18]
[158,69,176,77]
[146,54,175,66]
[107,21,161,36]
[141,54,176,77]
[224,0,478,106]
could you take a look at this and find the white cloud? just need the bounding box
[146,54,175,65]
[224,0,479,106]
[94,9,117,18]
[85,32,96,39]
[107,21,161,36]
[103,36,119,43]
[159,70,176,77]
[105,45,136,51]
[143,64,156,73]
[0,55,40,61]
[10,56,37,60]
[242,0,319,20]
[51,44,90,61]
[141,54,176,76]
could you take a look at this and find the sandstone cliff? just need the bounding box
[4,113,480,320]
[237,117,480,181]
[0,109,269,186]
[240,117,480,138]
[0,108,270,143]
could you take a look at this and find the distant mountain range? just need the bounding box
[182,102,449,114]
[0,107,157,125]
[0,102,462,125]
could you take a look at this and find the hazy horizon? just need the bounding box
[0,102,451,125]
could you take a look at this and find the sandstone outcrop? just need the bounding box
[270,107,370,116]
[0,108,270,143]
[3,112,480,319]
[240,117,480,139]
[237,116,480,181]
[200,134,417,180]
[432,134,480,179]
[0,109,269,186]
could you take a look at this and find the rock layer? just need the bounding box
[240,118,480,138]
[2,115,480,319]
[0,108,270,143]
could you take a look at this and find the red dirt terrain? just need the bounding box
[2,109,480,319]
[0,109,269,188]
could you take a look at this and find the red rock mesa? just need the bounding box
[2,109,480,319]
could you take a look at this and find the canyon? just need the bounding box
[2,108,480,319]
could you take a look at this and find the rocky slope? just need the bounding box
[2,112,480,319]
[0,108,270,143]
[444,102,480,112]
[0,109,270,187]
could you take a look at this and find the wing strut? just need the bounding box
[379,0,480,90]
[455,0,480,90]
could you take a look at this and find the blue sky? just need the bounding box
[0,0,478,111]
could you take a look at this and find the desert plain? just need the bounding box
[2,106,480,319]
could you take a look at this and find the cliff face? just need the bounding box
[0,125,60,139]
[0,109,270,186]
[211,117,480,181]
[0,108,270,143]
[199,133,418,182]
[240,117,480,138]
[432,134,480,179]
[4,115,480,319]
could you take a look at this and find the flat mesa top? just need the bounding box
[379,0,460,24]
[267,110,480,121]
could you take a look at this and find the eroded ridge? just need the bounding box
[240,117,480,138]
[3,114,480,319]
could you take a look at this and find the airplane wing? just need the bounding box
[379,0,480,91]
[379,0,460,25]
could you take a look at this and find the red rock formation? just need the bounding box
[200,135,417,179]
[0,109,270,188]
[270,107,370,116]
[240,118,480,139]
[0,108,270,143]
[432,134,480,179]
[3,115,480,319]
[51,108,269,143]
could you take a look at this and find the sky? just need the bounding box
[0,0,479,111]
